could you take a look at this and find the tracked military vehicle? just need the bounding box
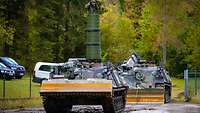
[40,1,128,113]
[118,54,172,104]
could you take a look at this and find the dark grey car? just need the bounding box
[0,63,15,80]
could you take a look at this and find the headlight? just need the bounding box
[1,70,4,73]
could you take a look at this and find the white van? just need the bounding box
[33,62,64,83]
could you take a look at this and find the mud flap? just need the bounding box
[126,88,164,104]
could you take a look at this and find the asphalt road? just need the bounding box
[1,103,200,113]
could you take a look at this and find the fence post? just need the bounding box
[3,74,6,111]
[29,73,32,98]
[195,70,197,95]
[3,74,5,99]
[184,69,189,102]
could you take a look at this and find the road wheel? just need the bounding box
[103,95,125,113]
[102,97,115,113]
[113,96,125,113]
[43,97,72,113]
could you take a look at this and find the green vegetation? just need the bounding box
[0,75,40,98]
[0,75,42,109]
[0,0,200,77]
[171,77,200,104]
[188,77,200,103]
[171,77,184,102]
[101,0,200,77]
[0,98,42,109]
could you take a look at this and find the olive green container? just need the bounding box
[86,14,101,62]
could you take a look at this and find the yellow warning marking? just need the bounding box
[41,83,112,91]
[41,83,112,87]
[127,96,164,103]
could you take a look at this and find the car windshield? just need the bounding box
[1,57,17,65]
[8,58,18,65]
[0,63,7,68]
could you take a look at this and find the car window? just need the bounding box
[1,58,14,65]
[8,58,18,65]
[0,63,7,68]
[39,65,52,72]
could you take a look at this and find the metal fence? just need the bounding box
[184,69,200,101]
[0,74,33,100]
[188,70,200,96]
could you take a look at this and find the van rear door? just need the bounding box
[37,65,51,79]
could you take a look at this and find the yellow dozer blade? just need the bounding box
[40,79,112,95]
[127,88,164,104]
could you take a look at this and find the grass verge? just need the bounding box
[0,75,42,109]
[171,77,185,103]
[171,77,200,104]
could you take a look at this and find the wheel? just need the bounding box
[3,75,12,80]
[113,96,125,113]
[164,86,171,103]
[43,96,72,113]
[15,76,23,79]
[5,76,12,80]
[102,100,115,113]
[103,95,125,113]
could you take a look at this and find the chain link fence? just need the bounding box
[184,69,200,101]
[188,70,200,96]
[0,74,42,109]
[0,74,38,100]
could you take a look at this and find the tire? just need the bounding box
[3,75,12,80]
[43,97,72,113]
[15,76,23,79]
[5,77,12,80]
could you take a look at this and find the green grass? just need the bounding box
[171,77,200,104]
[0,98,42,109]
[0,75,42,109]
[171,77,185,102]
[188,78,200,96]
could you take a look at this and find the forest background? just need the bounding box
[0,0,200,77]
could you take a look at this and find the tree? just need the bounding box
[0,19,15,56]
[100,5,135,63]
